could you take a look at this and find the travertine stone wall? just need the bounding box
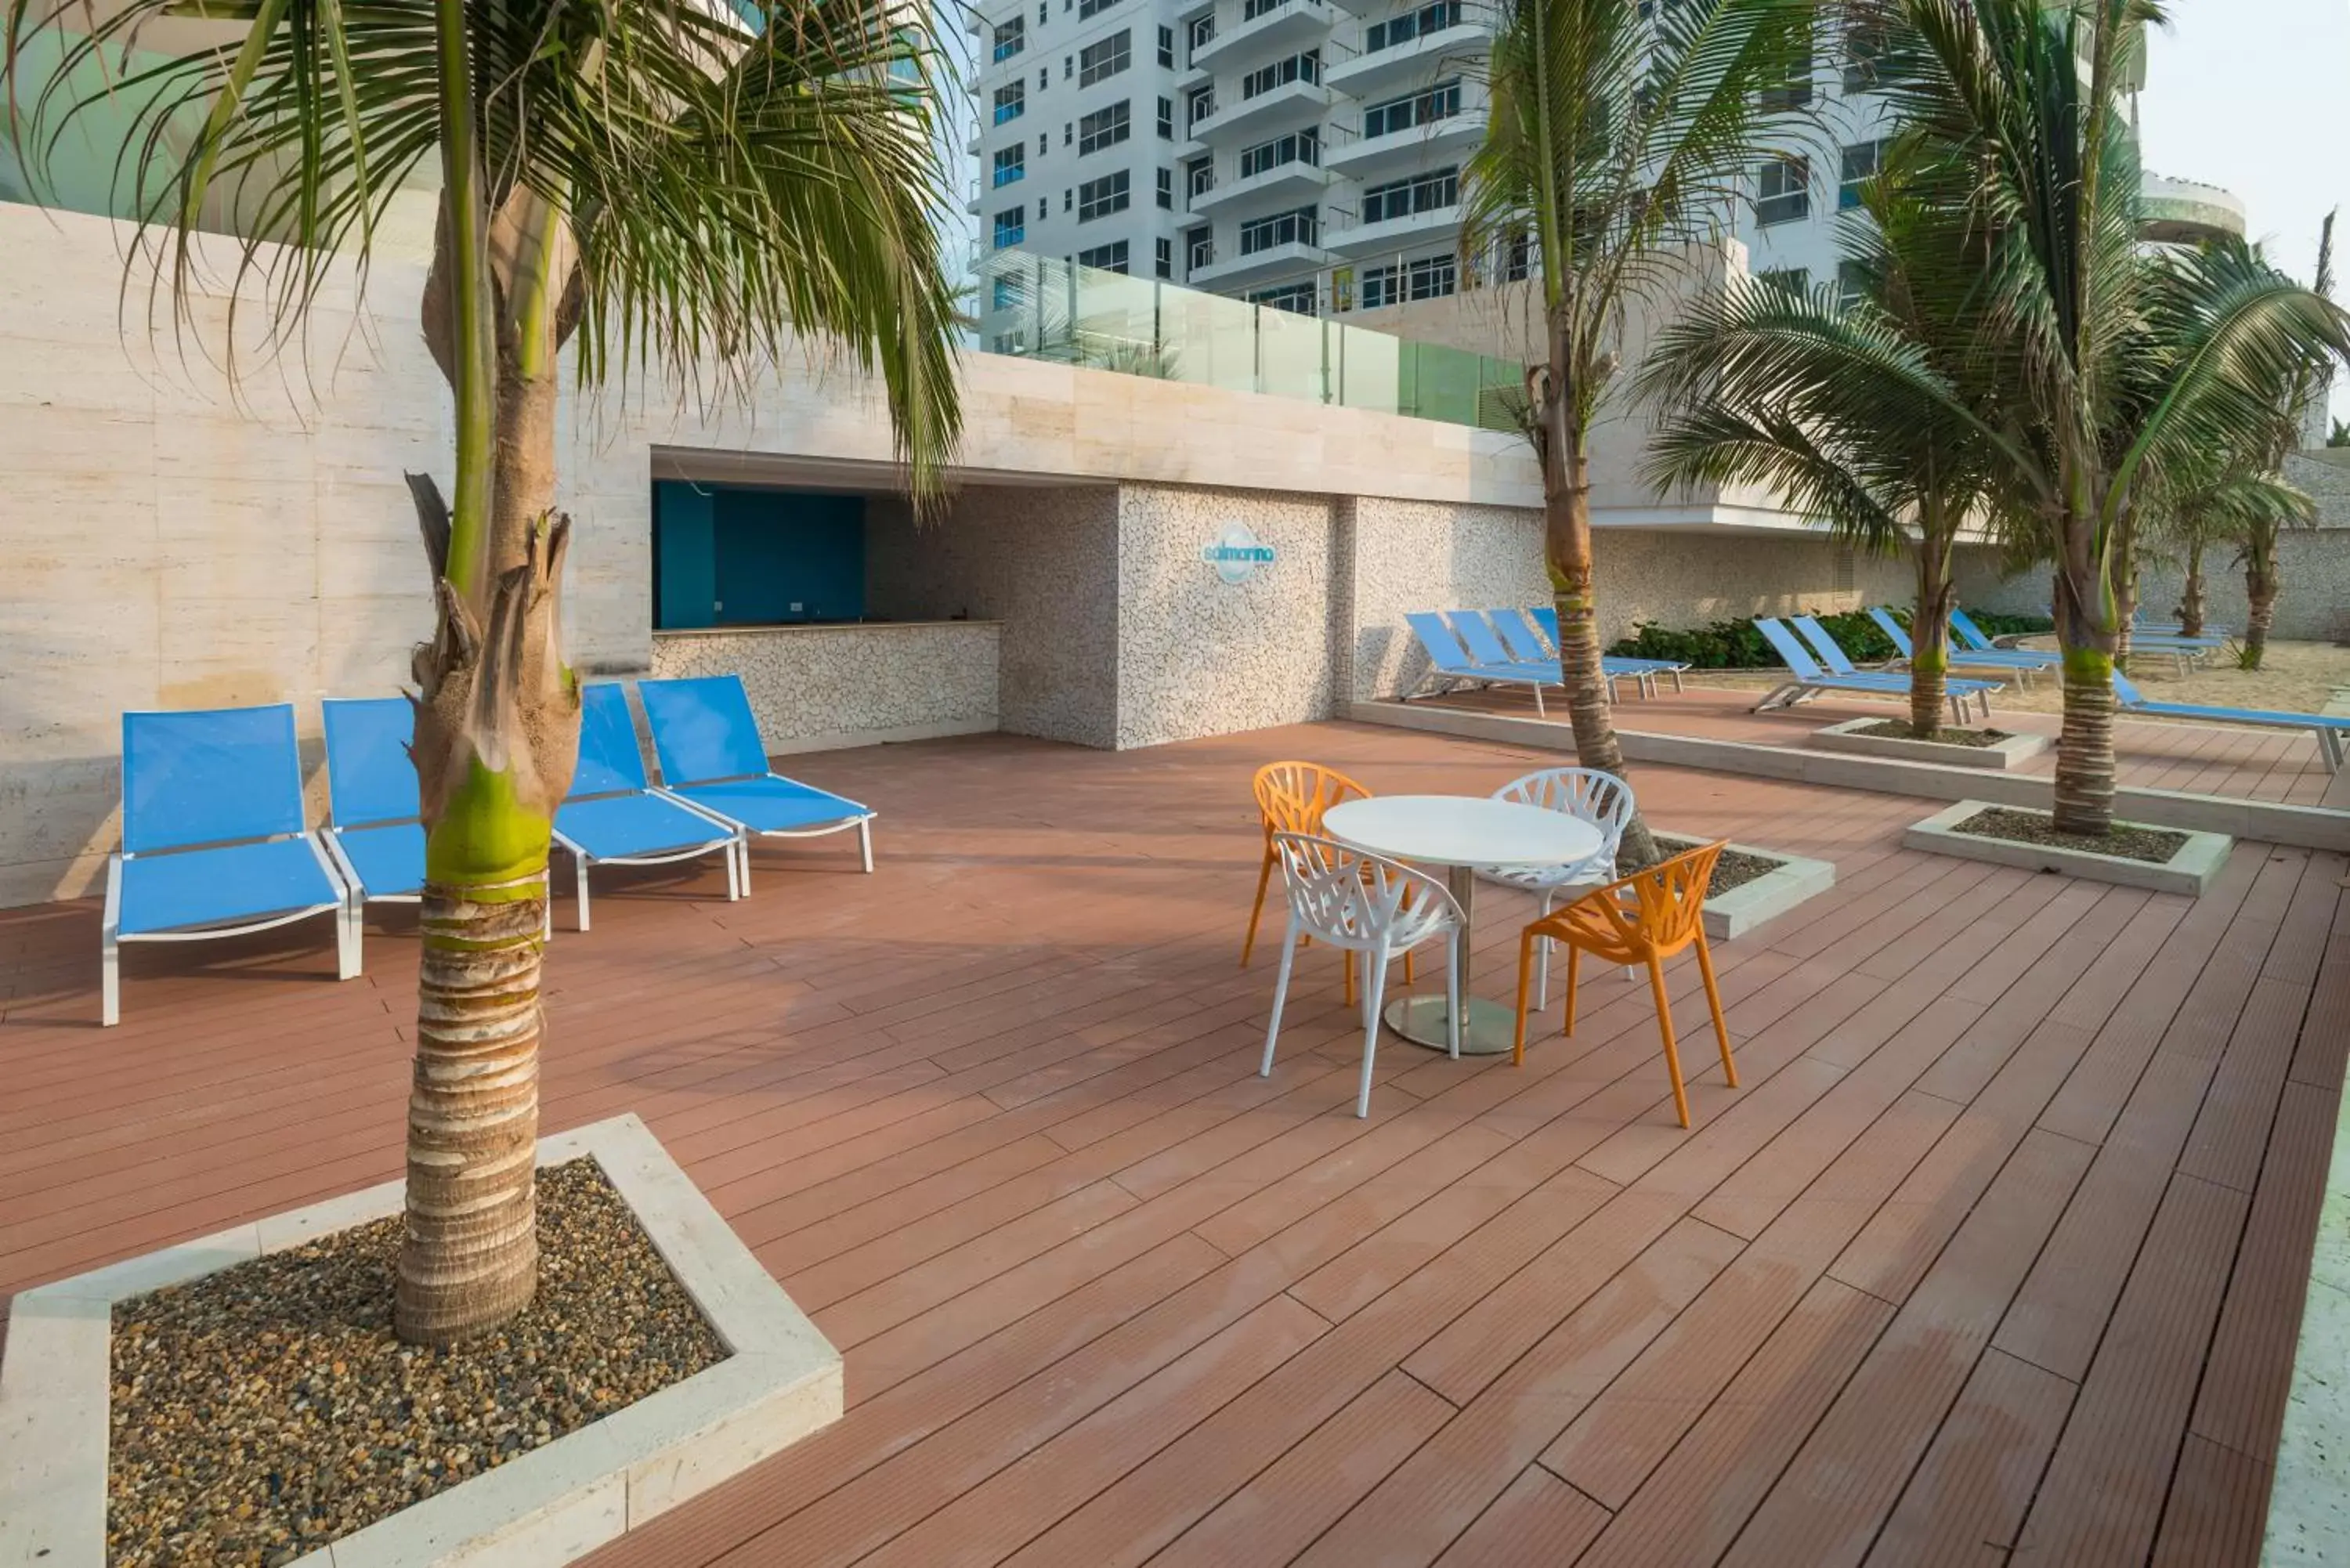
[1114,486,1338,749]
[1589,529,1916,649]
[646,623,1000,753]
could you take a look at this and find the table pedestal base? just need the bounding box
[1383,995,1520,1057]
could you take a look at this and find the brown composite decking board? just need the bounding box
[0,720,2340,1568]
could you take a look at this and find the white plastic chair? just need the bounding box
[1481,767,1636,1007]
[1260,831,1466,1118]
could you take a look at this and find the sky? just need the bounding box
[2136,0,2350,429]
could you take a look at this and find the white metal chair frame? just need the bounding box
[649,784,876,888]
[1260,832,1466,1118]
[1480,767,1636,1009]
[103,830,359,1029]
[552,793,747,932]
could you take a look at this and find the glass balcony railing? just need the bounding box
[971,250,1524,433]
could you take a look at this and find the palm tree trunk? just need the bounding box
[2244,556,2280,670]
[1546,426,1658,869]
[2178,541,2206,638]
[2052,568,2119,836]
[1909,552,1954,738]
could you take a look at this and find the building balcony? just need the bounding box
[1188,236,1335,289]
[1324,201,1459,258]
[1188,0,1339,71]
[1323,20,1490,98]
[1190,78,1335,145]
[1186,160,1335,216]
[2141,173,2247,247]
[1321,112,1480,179]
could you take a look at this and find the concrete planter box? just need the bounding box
[1668,837,1837,941]
[1810,717,2050,771]
[0,1114,842,1568]
[1903,800,2232,895]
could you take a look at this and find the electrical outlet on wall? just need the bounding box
[790,602,804,612]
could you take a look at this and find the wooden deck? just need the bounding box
[1419,681,2350,809]
[2,721,2344,1566]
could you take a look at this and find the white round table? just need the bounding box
[1321,795,1603,1055]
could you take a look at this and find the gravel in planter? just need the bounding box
[1952,807,2190,865]
[1854,720,2016,747]
[107,1158,725,1568]
[1632,835,1784,896]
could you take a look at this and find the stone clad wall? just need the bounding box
[1114,486,1337,749]
[646,623,1000,753]
[1346,498,1551,701]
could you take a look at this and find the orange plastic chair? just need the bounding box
[1242,762,1408,999]
[1509,840,1736,1129]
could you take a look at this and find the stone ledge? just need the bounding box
[1900,800,2232,895]
[1351,700,2350,853]
[0,1113,842,1568]
[1810,716,2050,771]
[1684,840,1836,941]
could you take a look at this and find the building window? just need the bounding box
[1187,13,1214,60]
[1242,50,1320,99]
[1359,252,1455,307]
[993,81,1027,124]
[1078,29,1131,85]
[1242,0,1292,17]
[1362,78,1458,138]
[1158,23,1175,66]
[1077,169,1132,220]
[1039,67,1047,88]
[1238,128,1318,178]
[1187,227,1214,273]
[1156,168,1174,208]
[1078,239,1130,273]
[1065,121,1074,145]
[1842,15,1890,92]
[1157,96,1174,139]
[990,273,1020,310]
[1755,155,1809,226]
[1759,266,1808,293]
[1188,155,1215,198]
[1500,229,1533,281]
[1249,281,1318,313]
[1239,204,1318,255]
[1065,186,1073,210]
[992,15,1025,61]
[993,207,1027,247]
[1837,258,1871,309]
[1078,100,1132,154]
[992,146,1028,186]
[1365,0,1460,52]
[1759,45,1811,110]
[1077,0,1119,17]
[1156,237,1173,278]
[1360,165,1457,223]
[1038,2,1046,20]
[1188,85,1217,128]
[1838,139,1885,210]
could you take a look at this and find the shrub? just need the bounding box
[1605,606,2048,669]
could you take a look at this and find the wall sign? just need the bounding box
[1202,522,1277,586]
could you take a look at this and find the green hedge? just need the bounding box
[1607,606,2055,670]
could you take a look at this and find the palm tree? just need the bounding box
[1638,169,1999,739]
[1864,0,2347,835]
[2238,214,2336,669]
[6,0,961,1343]
[1462,0,1813,865]
[2146,453,2312,641]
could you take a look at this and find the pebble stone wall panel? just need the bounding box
[1112,486,1337,750]
[1347,498,1550,700]
[647,623,1000,750]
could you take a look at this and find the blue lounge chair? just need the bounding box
[1792,616,2001,721]
[636,675,875,880]
[105,704,356,1026]
[553,684,743,930]
[1404,612,1565,714]
[1448,610,1609,705]
[1997,609,2210,677]
[1524,605,1692,695]
[319,698,426,946]
[1751,617,1990,727]
[2113,670,2348,774]
[1864,607,2054,686]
